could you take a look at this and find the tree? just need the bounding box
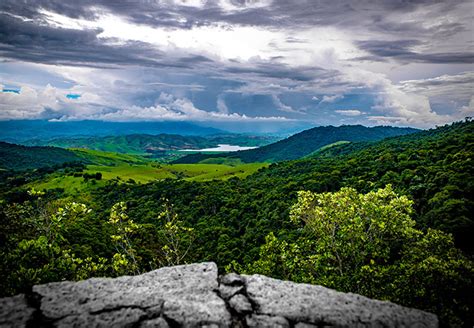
[1,200,107,296]
[156,200,195,267]
[108,202,141,275]
[245,186,473,327]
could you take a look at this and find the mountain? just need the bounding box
[23,134,215,155]
[0,120,225,143]
[173,125,420,163]
[21,133,279,155]
[248,120,473,253]
[0,142,81,171]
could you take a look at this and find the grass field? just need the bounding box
[30,149,268,194]
[72,148,149,165]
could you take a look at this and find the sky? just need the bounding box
[0,0,473,130]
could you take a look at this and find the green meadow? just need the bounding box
[30,148,268,194]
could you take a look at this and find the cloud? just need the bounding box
[90,98,290,122]
[216,94,229,114]
[356,40,474,64]
[399,72,474,98]
[0,82,289,122]
[335,109,363,116]
[321,95,344,103]
[0,0,472,128]
[271,94,299,113]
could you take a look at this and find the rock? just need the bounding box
[228,294,252,314]
[294,323,318,328]
[218,284,243,300]
[33,262,231,327]
[162,293,230,327]
[243,274,438,328]
[55,308,146,328]
[139,317,169,328]
[0,262,439,328]
[0,294,35,328]
[220,273,245,286]
[245,314,289,328]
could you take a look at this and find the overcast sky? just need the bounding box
[0,0,473,128]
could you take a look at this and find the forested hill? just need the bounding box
[0,142,81,171]
[250,120,474,252]
[174,125,419,163]
[23,134,215,154]
[22,133,277,155]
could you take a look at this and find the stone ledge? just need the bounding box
[0,262,438,328]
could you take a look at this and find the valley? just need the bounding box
[0,121,472,326]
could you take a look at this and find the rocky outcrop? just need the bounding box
[0,262,438,328]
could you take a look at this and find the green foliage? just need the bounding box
[156,201,195,266]
[108,202,141,275]
[245,186,473,327]
[0,200,108,295]
[0,195,197,295]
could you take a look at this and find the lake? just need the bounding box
[179,144,257,152]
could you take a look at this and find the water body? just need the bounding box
[180,144,257,152]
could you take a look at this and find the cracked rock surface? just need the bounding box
[0,262,438,328]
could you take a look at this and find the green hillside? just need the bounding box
[173,125,419,163]
[71,148,150,165]
[0,142,82,171]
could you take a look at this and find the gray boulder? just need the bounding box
[0,262,438,328]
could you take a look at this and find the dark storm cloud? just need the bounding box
[0,0,472,126]
[356,40,474,64]
[0,13,215,68]
[0,0,472,69]
[1,0,470,30]
[225,63,320,82]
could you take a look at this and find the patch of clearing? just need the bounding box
[32,161,268,194]
[85,164,174,183]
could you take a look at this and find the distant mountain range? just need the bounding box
[0,124,419,171]
[173,125,420,163]
[21,133,278,155]
[0,120,226,143]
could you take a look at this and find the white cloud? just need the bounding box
[219,0,273,12]
[216,94,229,114]
[335,109,363,116]
[321,94,344,103]
[92,97,290,122]
[272,94,299,113]
[0,84,66,119]
[0,82,290,122]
